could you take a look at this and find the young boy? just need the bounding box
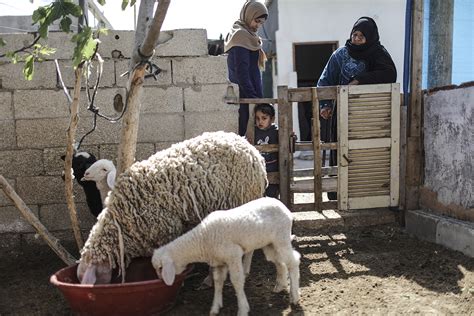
[254,103,279,198]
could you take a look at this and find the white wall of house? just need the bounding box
[273,0,406,136]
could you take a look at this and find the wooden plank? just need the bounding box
[348,83,392,94]
[291,201,338,212]
[311,87,323,211]
[291,177,338,193]
[254,144,278,153]
[277,86,291,207]
[348,196,391,209]
[390,83,401,207]
[296,142,337,151]
[399,105,408,211]
[293,166,338,177]
[246,103,255,144]
[288,86,337,102]
[337,86,349,210]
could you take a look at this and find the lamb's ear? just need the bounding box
[107,169,116,189]
[161,258,176,286]
[81,265,97,284]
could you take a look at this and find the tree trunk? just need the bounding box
[64,65,85,250]
[117,0,171,175]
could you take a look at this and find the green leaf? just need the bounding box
[63,2,83,17]
[130,0,137,7]
[32,7,47,24]
[60,17,72,33]
[71,26,98,67]
[97,0,106,5]
[121,0,129,10]
[0,38,6,47]
[23,55,35,81]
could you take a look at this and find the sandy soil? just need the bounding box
[1,223,473,315]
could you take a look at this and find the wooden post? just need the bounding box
[277,86,291,207]
[311,87,322,211]
[0,176,77,266]
[406,0,424,210]
[246,103,255,144]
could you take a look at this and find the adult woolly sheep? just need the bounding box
[77,131,267,284]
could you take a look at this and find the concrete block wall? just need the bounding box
[0,29,237,248]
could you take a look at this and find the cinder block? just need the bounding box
[78,87,127,118]
[0,91,13,120]
[0,177,15,207]
[76,118,122,146]
[58,59,115,88]
[14,89,69,119]
[39,203,96,232]
[98,31,135,59]
[172,56,228,85]
[184,84,238,112]
[0,61,57,89]
[16,175,85,204]
[405,210,439,243]
[98,143,156,165]
[0,149,44,177]
[0,120,16,149]
[0,33,36,62]
[115,58,172,88]
[43,146,99,176]
[0,233,21,250]
[40,32,76,60]
[155,29,208,57]
[184,111,238,139]
[138,113,184,142]
[0,205,39,233]
[16,118,69,148]
[141,86,183,113]
[436,217,474,257]
[155,142,175,152]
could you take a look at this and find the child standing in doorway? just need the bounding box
[254,103,279,198]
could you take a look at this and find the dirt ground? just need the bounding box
[1,223,473,315]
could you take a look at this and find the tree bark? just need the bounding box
[117,0,171,175]
[64,65,85,250]
[0,175,77,266]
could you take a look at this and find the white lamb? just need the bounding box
[81,159,116,204]
[77,131,267,284]
[152,197,301,316]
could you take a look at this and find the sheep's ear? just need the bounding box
[107,169,116,189]
[81,265,97,284]
[161,258,176,286]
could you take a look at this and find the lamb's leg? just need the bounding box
[242,250,254,277]
[287,249,301,304]
[227,252,249,316]
[210,265,228,316]
[262,245,288,293]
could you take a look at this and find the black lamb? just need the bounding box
[61,152,103,218]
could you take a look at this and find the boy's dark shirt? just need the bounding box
[254,124,279,172]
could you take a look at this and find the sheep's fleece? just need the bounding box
[79,131,267,278]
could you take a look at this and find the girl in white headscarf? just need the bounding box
[225,0,268,136]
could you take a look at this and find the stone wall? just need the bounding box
[421,83,473,221]
[0,29,237,248]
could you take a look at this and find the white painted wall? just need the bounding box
[273,0,406,136]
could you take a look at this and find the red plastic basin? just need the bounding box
[50,257,191,316]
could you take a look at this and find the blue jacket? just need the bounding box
[227,46,263,98]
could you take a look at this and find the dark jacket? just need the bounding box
[227,46,263,98]
[255,124,279,172]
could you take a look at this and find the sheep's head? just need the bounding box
[82,159,116,189]
[61,151,97,182]
[77,259,112,285]
[152,247,185,286]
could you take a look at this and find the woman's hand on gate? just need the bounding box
[320,107,333,120]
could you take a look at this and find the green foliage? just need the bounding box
[32,1,83,38]
[121,0,137,10]
[0,38,5,47]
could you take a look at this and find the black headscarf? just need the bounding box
[345,17,383,61]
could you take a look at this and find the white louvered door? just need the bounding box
[337,83,400,210]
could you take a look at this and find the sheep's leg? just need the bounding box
[262,245,288,293]
[242,250,254,277]
[210,265,228,316]
[287,249,301,304]
[227,251,249,316]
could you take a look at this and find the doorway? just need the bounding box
[293,42,337,142]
